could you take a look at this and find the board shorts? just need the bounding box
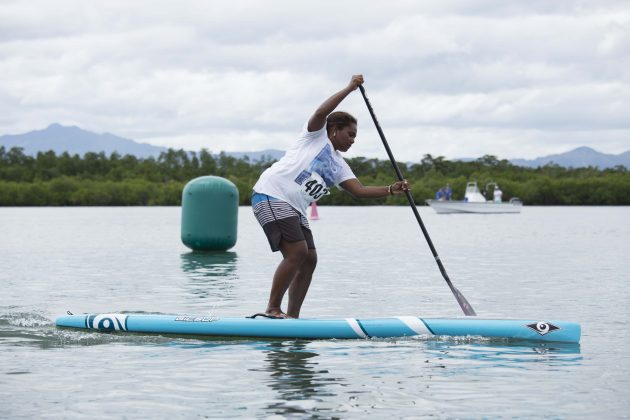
[252,192,315,252]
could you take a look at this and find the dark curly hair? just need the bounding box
[326,111,357,135]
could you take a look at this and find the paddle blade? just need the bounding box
[453,287,476,316]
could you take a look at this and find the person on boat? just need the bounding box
[251,74,409,319]
[435,188,444,201]
[494,185,503,203]
[445,184,452,201]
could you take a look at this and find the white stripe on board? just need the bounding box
[396,316,433,336]
[345,318,368,338]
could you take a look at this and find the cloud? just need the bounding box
[0,0,629,159]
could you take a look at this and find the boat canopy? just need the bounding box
[464,182,487,203]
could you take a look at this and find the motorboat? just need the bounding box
[426,182,522,214]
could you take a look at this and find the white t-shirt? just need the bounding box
[253,122,356,216]
[493,188,503,203]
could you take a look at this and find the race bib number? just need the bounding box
[298,172,330,203]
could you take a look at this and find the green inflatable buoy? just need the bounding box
[181,176,239,251]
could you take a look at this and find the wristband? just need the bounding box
[388,184,393,195]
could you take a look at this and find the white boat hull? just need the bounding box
[426,200,522,214]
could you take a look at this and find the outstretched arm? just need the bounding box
[307,74,364,132]
[340,178,410,199]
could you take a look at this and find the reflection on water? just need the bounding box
[253,340,346,417]
[421,338,582,370]
[246,338,582,418]
[180,251,238,302]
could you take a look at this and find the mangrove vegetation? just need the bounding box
[0,146,628,206]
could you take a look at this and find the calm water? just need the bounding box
[1,206,629,418]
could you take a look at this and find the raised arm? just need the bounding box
[340,178,410,199]
[307,74,364,132]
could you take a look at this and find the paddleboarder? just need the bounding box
[252,74,409,319]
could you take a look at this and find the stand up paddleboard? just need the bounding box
[56,313,580,343]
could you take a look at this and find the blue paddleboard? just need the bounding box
[56,313,581,343]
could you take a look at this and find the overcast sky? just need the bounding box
[1,0,629,160]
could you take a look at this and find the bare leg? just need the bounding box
[266,239,308,316]
[287,249,317,318]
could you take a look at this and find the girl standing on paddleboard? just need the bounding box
[252,75,409,319]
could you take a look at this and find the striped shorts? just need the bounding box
[252,192,314,251]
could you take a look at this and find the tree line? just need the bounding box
[0,146,628,206]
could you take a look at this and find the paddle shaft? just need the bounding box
[358,85,476,316]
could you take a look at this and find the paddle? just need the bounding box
[358,85,476,316]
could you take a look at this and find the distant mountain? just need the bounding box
[1,124,626,168]
[0,124,167,158]
[0,124,286,161]
[509,147,630,169]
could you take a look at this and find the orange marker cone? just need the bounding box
[310,201,319,220]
